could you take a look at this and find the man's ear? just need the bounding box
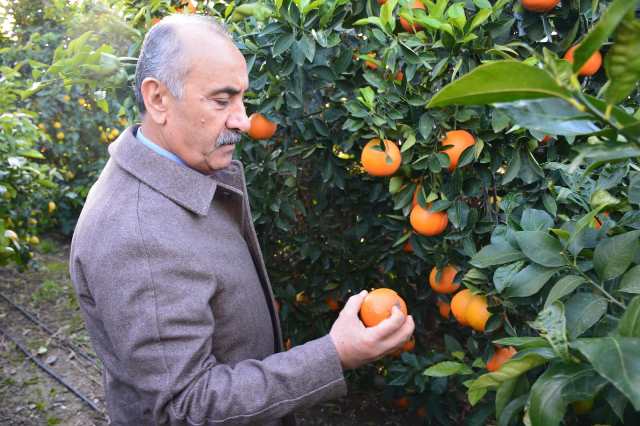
[140,78,169,125]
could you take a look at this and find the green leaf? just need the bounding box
[427,61,571,108]
[389,177,403,194]
[498,394,528,426]
[298,34,316,62]
[604,13,640,104]
[353,16,383,29]
[571,336,640,410]
[467,348,554,398]
[380,0,398,33]
[593,230,640,281]
[617,295,640,337]
[423,361,473,377]
[528,363,608,426]
[619,265,640,294]
[492,337,549,349]
[529,302,570,361]
[273,33,295,56]
[495,378,518,420]
[468,8,491,33]
[544,275,586,308]
[564,293,608,339]
[520,209,554,232]
[418,113,433,140]
[470,243,526,268]
[629,174,640,206]
[493,261,524,293]
[446,2,466,31]
[503,264,558,298]
[515,231,566,267]
[495,98,599,137]
[18,149,45,159]
[572,0,640,75]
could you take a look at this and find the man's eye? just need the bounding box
[213,99,229,107]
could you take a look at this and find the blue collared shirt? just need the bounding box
[136,127,186,167]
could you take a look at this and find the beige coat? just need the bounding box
[69,126,346,425]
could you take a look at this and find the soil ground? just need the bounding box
[0,236,422,425]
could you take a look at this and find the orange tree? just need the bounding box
[42,0,640,424]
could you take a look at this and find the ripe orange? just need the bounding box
[564,45,602,77]
[593,212,609,230]
[410,204,448,236]
[403,241,413,253]
[429,265,460,294]
[441,130,475,172]
[451,289,473,326]
[393,397,410,410]
[394,70,404,82]
[360,288,408,327]
[466,294,490,332]
[541,135,553,144]
[399,0,426,33]
[486,346,517,372]
[326,296,340,311]
[391,336,416,357]
[521,0,559,12]
[377,0,387,4]
[436,299,451,319]
[364,52,378,70]
[248,113,277,139]
[361,139,402,177]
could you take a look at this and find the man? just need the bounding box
[69,14,414,425]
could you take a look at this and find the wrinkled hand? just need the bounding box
[329,290,415,370]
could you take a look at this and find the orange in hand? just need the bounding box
[361,139,402,177]
[359,288,408,327]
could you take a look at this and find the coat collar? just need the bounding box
[108,125,245,216]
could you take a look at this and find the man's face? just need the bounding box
[163,32,250,174]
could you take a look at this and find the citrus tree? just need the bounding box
[39,0,640,424]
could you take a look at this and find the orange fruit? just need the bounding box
[377,0,387,4]
[399,0,426,33]
[416,406,427,417]
[540,135,553,144]
[360,288,408,327]
[437,299,451,319]
[486,346,517,372]
[364,52,378,70]
[394,70,404,82]
[441,130,476,172]
[361,139,402,177]
[466,294,490,332]
[429,265,460,294]
[593,212,609,230]
[391,336,416,357]
[410,204,448,236]
[522,0,560,13]
[393,397,410,410]
[326,296,340,312]
[564,45,602,77]
[403,241,413,253]
[248,113,277,140]
[451,289,473,326]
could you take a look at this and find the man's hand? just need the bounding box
[329,290,415,370]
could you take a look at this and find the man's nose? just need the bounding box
[228,102,251,133]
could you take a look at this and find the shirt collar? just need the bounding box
[109,125,245,216]
[136,127,187,167]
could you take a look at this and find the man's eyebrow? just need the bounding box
[207,87,242,96]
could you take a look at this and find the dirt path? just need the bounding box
[0,237,419,425]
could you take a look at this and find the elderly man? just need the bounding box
[69,14,414,425]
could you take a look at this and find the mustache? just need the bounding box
[216,131,242,147]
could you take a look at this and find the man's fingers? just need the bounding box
[339,290,368,317]
[368,305,406,339]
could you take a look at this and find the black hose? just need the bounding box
[0,325,101,413]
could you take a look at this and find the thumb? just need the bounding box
[339,290,368,317]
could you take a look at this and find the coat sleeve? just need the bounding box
[74,222,346,425]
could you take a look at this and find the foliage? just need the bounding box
[5,0,640,424]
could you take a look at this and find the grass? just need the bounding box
[31,279,65,305]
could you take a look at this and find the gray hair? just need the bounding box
[134,14,231,114]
